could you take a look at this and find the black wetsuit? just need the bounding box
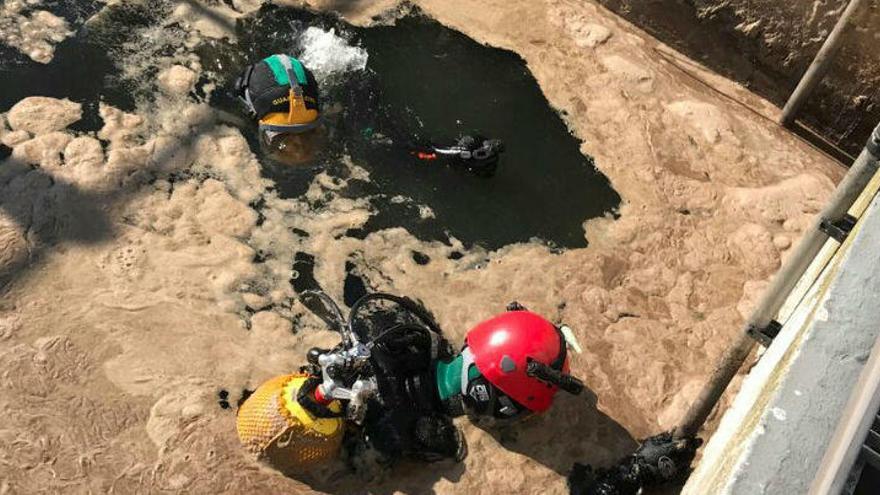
[347,304,467,465]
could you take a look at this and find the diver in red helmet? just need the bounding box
[295,294,584,467]
[437,301,584,422]
[241,291,699,492]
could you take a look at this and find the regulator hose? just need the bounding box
[526,359,584,395]
[300,290,349,342]
[299,291,442,349]
[347,292,443,337]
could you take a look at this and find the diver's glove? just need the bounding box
[433,135,504,161]
[568,432,702,495]
[412,414,468,463]
[426,135,505,176]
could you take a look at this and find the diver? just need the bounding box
[568,433,701,495]
[236,294,584,473]
[234,54,505,174]
[343,298,584,465]
[235,54,325,165]
[411,134,505,177]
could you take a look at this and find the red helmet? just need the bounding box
[465,308,580,413]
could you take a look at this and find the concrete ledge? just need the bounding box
[683,188,880,494]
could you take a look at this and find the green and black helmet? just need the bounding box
[235,54,321,134]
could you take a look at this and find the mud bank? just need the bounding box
[593,0,880,157]
[0,0,844,494]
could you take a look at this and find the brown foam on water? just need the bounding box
[0,1,71,64]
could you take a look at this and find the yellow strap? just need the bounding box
[281,376,343,437]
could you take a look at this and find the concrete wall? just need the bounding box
[682,164,880,494]
[683,188,880,494]
[594,0,880,156]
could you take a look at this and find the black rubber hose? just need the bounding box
[300,290,349,342]
[347,292,443,336]
[364,323,432,347]
[526,360,584,395]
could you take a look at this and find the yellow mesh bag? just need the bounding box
[236,373,344,472]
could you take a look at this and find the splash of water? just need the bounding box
[297,27,368,82]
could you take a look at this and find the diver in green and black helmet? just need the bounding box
[235,54,326,165]
[235,54,504,174]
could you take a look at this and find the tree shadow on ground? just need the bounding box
[177,0,236,32]
[336,386,634,494]
[0,111,217,295]
[321,0,369,17]
[0,161,116,294]
[291,457,465,495]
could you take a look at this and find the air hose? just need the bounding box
[347,292,443,338]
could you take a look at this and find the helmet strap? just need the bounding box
[236,63,257,116]
[459,347,478,396]
[277,55,306,114]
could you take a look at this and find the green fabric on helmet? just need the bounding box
[435,354,482,401]
[469,363,480,380]
[290,58,308,85]
[264,55,308,87]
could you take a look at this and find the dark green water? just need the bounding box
[1,2,620,250]
[352,15,621,249]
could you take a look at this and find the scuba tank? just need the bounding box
[236,291,464,471]
[236,373,346,473]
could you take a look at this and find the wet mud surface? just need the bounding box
[593,0,880,158]
[1,2,620,250]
